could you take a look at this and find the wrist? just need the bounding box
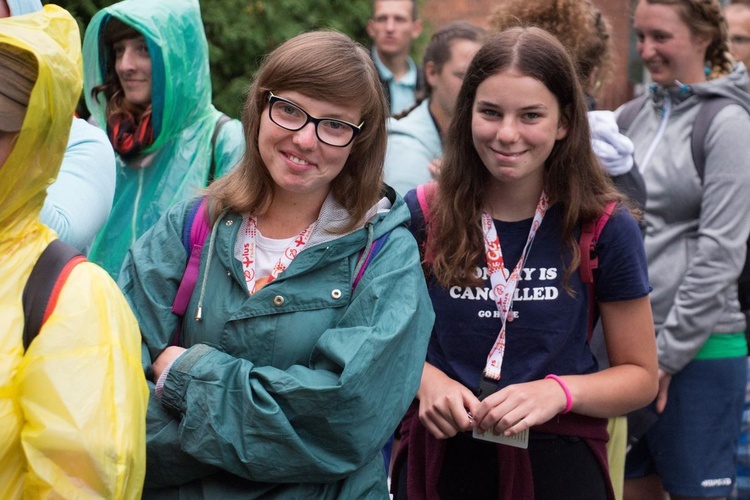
[545,374,573,414]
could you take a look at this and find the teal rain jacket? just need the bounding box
[82,0,245,278]
[119,190,435,498]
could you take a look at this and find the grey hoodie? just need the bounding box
[618,65,750,374]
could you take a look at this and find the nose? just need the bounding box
[292,122,318,149]
[637,38,654,60]
[117,47,136,73]
[385,18,395,32]
[496,117,519,144]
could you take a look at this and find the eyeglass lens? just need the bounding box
[270,99,355,147]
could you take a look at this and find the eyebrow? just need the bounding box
[275,94,360,123]
[475,100,549,111]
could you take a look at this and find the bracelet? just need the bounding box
[545,374,573,414]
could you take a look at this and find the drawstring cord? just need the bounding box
[195,209,228,321]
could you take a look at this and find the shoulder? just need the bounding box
[597,204,642,244]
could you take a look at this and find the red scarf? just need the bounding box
[107,106,154,160]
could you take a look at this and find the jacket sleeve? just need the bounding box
[157,226,434,483]
[39,117,116,252]
[213,117,245,179]
[657,104,750,373]
[17,262,148,499]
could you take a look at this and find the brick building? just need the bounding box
[421,0,637,111]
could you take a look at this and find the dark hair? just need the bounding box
[428,27,622,288]
[421,21,485,98]
[206,30,389,231]
[640,0,733,79]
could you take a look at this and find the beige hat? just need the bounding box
[0,43,38,133]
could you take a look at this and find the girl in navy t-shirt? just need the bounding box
[392,27,658,500]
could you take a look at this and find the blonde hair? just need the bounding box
[207,30,389,231]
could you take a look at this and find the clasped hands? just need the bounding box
[417,363,568,439]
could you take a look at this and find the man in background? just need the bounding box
[367,0,424,115]
[384,21,483,195]
[727,0,750,70]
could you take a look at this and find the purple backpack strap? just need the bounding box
[352,232,390,292]
[172,197,211,318]
[579,201,617,341]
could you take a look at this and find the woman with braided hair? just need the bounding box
[620,1,750,499]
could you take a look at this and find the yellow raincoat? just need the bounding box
[0,6,148,498]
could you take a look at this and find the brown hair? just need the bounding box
[371,0,419,21]
[206,30,389,231]
[422,21,485,97]
[428,27,623,289]
[489,0,614,98]
[640,0,734,79]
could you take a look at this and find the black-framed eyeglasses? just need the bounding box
[729,34,750,46]
[267,92,363,148]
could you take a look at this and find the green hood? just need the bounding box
[83,0,213,148]
[82,0,245,279]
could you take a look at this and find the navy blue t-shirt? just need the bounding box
[404,189,650,393]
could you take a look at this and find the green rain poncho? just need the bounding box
[83,0,245,278]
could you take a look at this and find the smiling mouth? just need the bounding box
[285,152,313,167]
[494,149,525,158]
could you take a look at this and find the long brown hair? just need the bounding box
[428,27,623,289]
[206,30,388,231]
[640,0,734,79]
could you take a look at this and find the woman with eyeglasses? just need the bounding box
[118,29,434,498]
[619,1,750,499]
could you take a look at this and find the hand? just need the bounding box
[655,369,671,413]
[417,363,480,439]
[152,346,187,382]
[472,379,566,437]
[428,158,442,180]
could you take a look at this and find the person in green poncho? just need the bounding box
[83,0,245,278]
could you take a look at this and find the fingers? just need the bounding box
[473,380,562,436]
[655,371,671,414]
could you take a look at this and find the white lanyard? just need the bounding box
[482,191,549,380]
[238,215,314,294]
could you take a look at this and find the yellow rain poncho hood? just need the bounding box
[0,7,148,498]
[0,4,80,240]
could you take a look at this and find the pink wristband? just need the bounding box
[545,374,573,414]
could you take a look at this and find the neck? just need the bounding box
[428,98,449,135]
[377,49,410,80]
[257,190,326,238]
[484,178,544,222]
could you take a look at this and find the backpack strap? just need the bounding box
[352,231,391,292]
[579,201,618,341]
[22,239,86,351]
[172,197,211,322]
[416,182,437,221]
[691,96,735,184]
[615,95,648,133]
[207,113,232,185]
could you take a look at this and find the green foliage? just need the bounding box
[50,0,377,118]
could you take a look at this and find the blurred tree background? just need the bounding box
[49,0,428,119]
